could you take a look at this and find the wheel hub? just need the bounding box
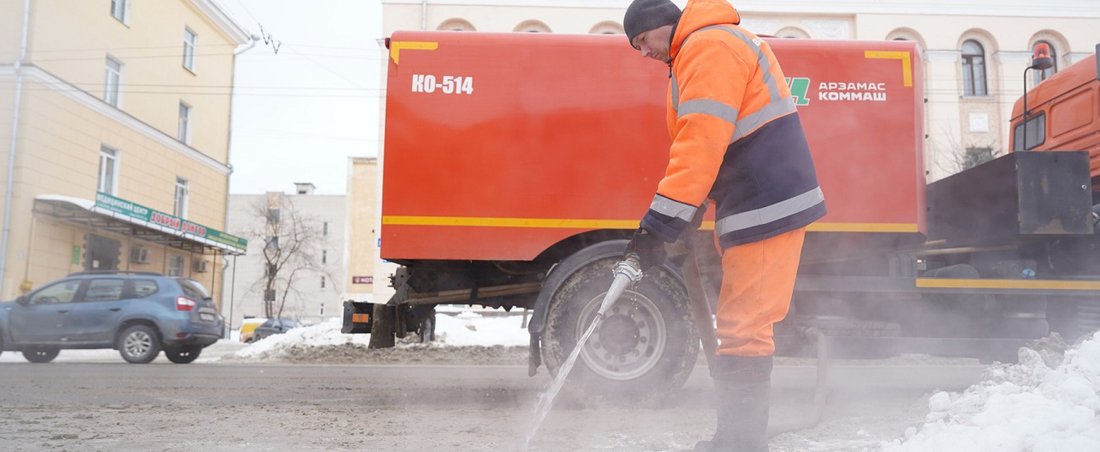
[578,291,667,381]
[597,313,641,355]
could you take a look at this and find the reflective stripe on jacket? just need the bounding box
[641,0,826,249]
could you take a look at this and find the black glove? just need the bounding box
[625,228,667,271]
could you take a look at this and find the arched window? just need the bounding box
[437,18,475,32]
[775,27,810,39]
[961,40,987,97]
[589,21,624,35]
[514,20,551,33]
[1032,40,1057,84]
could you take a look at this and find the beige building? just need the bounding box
[0,0,251,303]
[223,184,346,326]
[380,0,1100,179]
[345,157,381,305]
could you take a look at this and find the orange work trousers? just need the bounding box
[714,227,806,357]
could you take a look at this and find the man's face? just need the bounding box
[631,25,673,63]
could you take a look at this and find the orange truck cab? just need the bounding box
[347,32,1100,398]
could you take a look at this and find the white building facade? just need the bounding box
[223,184,346,327]
[380,0,1100,180]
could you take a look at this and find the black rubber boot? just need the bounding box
[692,355,773,452]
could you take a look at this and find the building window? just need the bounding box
[322,250,327,264]
[174,177,189,218]
[104,57,123,107]
[265,236,279,252]
[323,222,329,236]
[588,21,624,35]
[178,102,192,144]
[437,18,476,31]
[183,28,197,72]
[110,0,129,24]
[167,255,185,277]
[1032,41,1057,85]
[775,27,811,39]
[321,276,326,289]
[98,146,118,195]
[961,40,987,97]
[514,20,551,33]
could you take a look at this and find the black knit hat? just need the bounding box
[624,0,682,45]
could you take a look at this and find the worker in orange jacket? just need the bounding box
[622,0,826,450]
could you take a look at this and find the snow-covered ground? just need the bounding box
[229,318,1100,451]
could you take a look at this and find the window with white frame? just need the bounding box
[322,250,327,264]
[104,57,123,107]
[961,40,988,97]
[110,0,129,24]
[174,177,189,218]
[183,28,197,72]
[178,102,192,144]
[98,146,119,195]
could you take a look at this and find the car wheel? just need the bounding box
[117,325,162,364]
[165,346,202,364]
[22,347,60,363]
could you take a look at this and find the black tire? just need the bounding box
[117,325,162,364]
[542,252,698,404]
[22,347,60,363]
[165,346,202,364]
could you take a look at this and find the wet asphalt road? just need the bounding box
[0,352,988,451]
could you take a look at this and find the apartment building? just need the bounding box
[0,0,251,302]
[223,184,347,326]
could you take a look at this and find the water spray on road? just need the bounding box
[521,255,644,451]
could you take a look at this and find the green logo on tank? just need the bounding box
[786,77,811,106]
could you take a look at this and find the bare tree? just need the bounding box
[245,195,331,319]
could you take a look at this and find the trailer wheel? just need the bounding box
[542,253,698,404]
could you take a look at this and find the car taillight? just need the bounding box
[176,296,197,311]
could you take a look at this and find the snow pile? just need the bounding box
[233,311,529,361]
[234,317,372,360]
[434,310,530,347]
[883,332,1100,452]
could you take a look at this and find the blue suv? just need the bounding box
[0,272,224,364]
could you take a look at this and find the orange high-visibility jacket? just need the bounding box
[641,0,826,249]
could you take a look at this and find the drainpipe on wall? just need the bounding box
[421,0,428,30]
[220,35,259,325]
[0,0,32,297]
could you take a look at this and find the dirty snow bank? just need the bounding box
[231,312,529,362]
[883,332,1100,452]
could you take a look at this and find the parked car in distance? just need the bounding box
[250,318,299,342]
[0,271,224,364]
[238,317,267,343]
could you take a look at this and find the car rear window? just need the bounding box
[84,279,125,302]
[131,279,159,298]
[176,279,211,300]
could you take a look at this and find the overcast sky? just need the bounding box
[215,0,383,195]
